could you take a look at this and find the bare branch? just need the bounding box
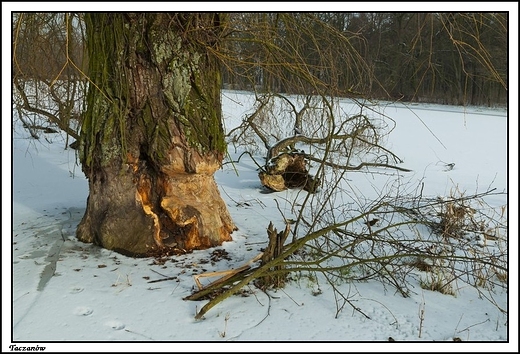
[14,80,80,140]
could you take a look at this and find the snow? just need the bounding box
[5,90,517,352]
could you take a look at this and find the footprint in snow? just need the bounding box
[73,306,93,316]
[105,320,125,330]
[69,286,84,294]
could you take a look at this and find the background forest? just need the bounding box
[220,13,507,107]
[13,12,507,114]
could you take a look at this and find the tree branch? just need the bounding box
[266,134,411,172]
[14,80,80,140]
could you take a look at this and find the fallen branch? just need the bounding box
[147,277,177,284]
[305,155,412,172]
[192,252,264,291]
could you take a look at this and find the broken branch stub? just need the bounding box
[257,222,290,288]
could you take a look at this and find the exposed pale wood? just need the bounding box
[193,252,264,290]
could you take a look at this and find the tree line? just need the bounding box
[220,13,507,106]
[13,13,508,108]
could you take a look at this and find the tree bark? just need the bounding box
[77,13,234,256]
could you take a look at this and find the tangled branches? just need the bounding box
[186,181,507,319]
[227,92,410,194]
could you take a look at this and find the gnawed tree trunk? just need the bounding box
[77,13,235,257]
[259,152,320,193]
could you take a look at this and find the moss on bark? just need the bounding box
[81,13,226,171]
[78,13,234,255]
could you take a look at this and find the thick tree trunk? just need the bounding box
[77,14,234,256]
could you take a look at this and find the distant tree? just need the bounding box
[13,13,86,144]
[357,12,508,105]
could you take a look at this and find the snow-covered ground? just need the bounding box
[5,90,517,352]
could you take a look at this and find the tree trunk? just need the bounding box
[259,152,320,193]
[77,13,235,257]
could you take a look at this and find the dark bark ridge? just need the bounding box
[77,14,234,256]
